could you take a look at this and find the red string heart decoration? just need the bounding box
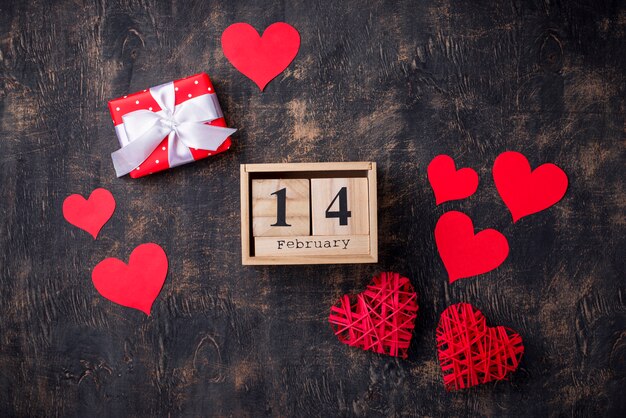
[493,151,568,222]
[436,303,524,391]
[63,188,116,239]
[329,272,418,358]
[427,155,479,204]
[92,243,168,315]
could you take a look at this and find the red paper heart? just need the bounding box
[63,188,116,239]
[493,151,568,222]
[221,22,300,91]
[92,243,168,315]
[329,272,418,358]
[435,211,509,283]
[437,303,524,391]
[427,155,479,204]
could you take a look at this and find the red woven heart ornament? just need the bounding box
[436,303,524,391]
[329,272,418,358]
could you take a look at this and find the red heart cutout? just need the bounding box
[427,155,479,204]
[493,151,568,222]
[435,211,509,283]
[328,272,418,358]
[437,303,524,391]
[63,188,116,239]
[92,243,168,315]
[221,22,300,91]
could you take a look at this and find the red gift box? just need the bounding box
[108,73,235,178]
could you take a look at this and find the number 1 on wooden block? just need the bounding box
[270,188,291,226]
[252,179,310,236]
[311,178,369,236]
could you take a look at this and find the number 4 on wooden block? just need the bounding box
[311,178,369,235]
[252,179,310,236]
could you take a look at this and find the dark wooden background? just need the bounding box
[1,0,625,416]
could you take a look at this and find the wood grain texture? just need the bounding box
[0,0,624,416]
[311,178,369,236]
[252,179,310,237]
[254,235,369,257]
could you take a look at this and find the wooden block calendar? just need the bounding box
[240,162,378,265]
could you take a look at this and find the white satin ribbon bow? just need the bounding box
[111,81,236,177]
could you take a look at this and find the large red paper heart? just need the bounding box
[328,272,418,358]
[427,155,479,204]
[435,211,509,283]
[221,22,300,91]
[92,243,168,315]
[437,303,524,391]
[63,188,116,239]
[493,151,568,222]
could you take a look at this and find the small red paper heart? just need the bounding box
[435,211,509,283]
[92,243,168,315]
[221,22,300,91]
[493,151,568,222]
[427,155,479,204]
[329,272,418,358]
[63,188,116,239]
[437,303,524,391]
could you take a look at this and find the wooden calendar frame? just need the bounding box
[240,162,378,265]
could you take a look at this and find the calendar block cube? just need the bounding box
[241,162,377,265]
[252,179,310,237]
[311,178,369,236]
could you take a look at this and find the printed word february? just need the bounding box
[253,235,370,257]
[277,238,350,250]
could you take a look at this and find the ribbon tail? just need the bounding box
[111,125,171,177]
[176,123,237,152]
[167,131,194,168]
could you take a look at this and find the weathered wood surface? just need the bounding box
[1,0,625,416]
